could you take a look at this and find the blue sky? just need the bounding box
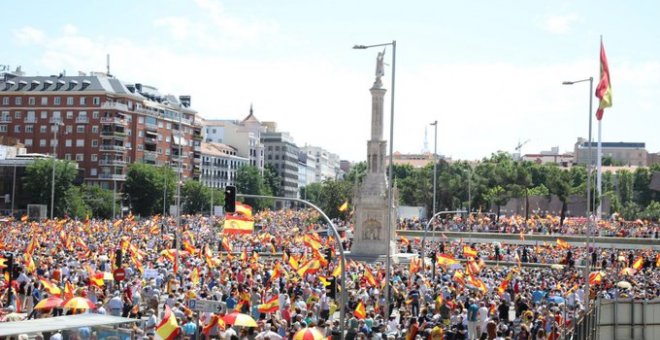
[2,0,658,162]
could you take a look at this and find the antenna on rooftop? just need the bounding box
[422,126,429,153]
[106,53,111,77]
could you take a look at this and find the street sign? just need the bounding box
[187,299,226,313]
[113,268,126,281]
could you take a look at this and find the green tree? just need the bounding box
[81,184,117,219]
[484,185,508,219]
[235,165,273,210]
[263,164,283,197]
[23,159,78,217]
[632,168,652,207]
[62,187,91,219]
[124,163,175,216]
[616,169,634,204]
[344,161,367,185]
[640,201,660,221]
[318,179,352,219]
[181,180,211,214]
[546,166,572,225]
[300,182,323,206]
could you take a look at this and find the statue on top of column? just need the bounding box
[375,49,386,80]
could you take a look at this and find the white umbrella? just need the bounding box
[617,281,632,290]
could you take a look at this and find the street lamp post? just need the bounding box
[562,76,594,314]
[353,40,396,319]
[50,121,63,219]
[430,121,438,216]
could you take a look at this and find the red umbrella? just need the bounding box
[34,296,64,311]
[62,297,96,310]
[293,328,325,340]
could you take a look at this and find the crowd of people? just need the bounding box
[398,214,659,239]
[0,209,657,340]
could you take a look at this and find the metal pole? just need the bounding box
[421,210,467,252]
[431,121,437,216]
[11,165,16,216]
[585,77,594,315]
[384,40,396,320]
[175,114,183,275]
[467,168,472,214]
[112,180,116,218]
[163,168,168,216]
[238,193,347,340]
[50,123,59,219]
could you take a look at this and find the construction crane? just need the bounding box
[514,139,530,160]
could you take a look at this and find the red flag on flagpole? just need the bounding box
[595,39,612,120]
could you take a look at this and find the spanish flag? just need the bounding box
[303,234,322,251]
[235,202,253,218]
[400,235,410,246]
[364,267,377,287]
[331,264,342,278]
[223,214,254,235]
[90,272,105,287]
[156,305,181,340]
[595,38,612,120]
[463,245,477,258]
[221,237,232,252]
[556,238,570,250]
[202,315,222,336]
[338,201,349,212]
[288,255,300,270]
[588,271,603,285]
[353,301,366,319]
[257,296,280,313]
[297,259,321,277]
[436,254,459,267]
[39,277,62,296]
[632,256,644,271]
[190,267,200,285]
[453,270,465,286]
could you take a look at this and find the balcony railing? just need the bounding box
[98,174,127,181]
[75,116,89,124]
[24,117,37,123]
[100,117,127,125]
[100,130,127,138]
[99,145,126,152]
[143,151,158,161]
[50,117,62,124]
[101,101,129,112]
[98,159,127,166]
[144,137,157,144]
[0,117,11,123]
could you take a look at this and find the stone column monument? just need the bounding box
[349,51,398,262]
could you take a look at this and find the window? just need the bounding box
[91,154,97,161]
[66,97,74,105]
[28,97,35,105]
[0,125,7,132]
[40,111,47,119]
[40,126,46,133]
[76,154,84,161]
[138,117,144,124]
[14,125,20,133]
[54,97,61,105]
[65,154,71,160]
[25,125,34,133]
[92,97,100,105]
[77,126,85,133]
[15,97,22,105]
[79,97,87,105]
[157,148,162,154]
[76,139,84,147]
[50,139,57,147]
[138,131,143,137]
[40,97,48,105]
[91,168,97,176]
[91,125,98,134]
[92,111,99,119]
[166,123,171,129]
[165,149,170,155]
[65,139,72,147]
[157,134,162,141]
[125,142,131,149]
[65,125,72,133]
[1,97,8,105]
[24,138,32,145]
[166,136,170,143]
[66,111,73,119]
[126,129,131,136]
[14,111,21,119]
[91,140,98,147]
[158,122,163,128]
[39,139,46,147]
[137,144,143,151]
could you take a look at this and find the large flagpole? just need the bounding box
[596,119,602,220]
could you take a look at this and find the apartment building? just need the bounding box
[200,142,248,189]
[0,71,202,189]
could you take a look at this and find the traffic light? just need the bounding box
[224,185,236,213]
[115,249,123,268]
[327,276,336,299]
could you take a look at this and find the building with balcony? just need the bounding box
[0,71,202,189]
[262,128,299,205]
[574,138,647,167]
[200,142,248,189]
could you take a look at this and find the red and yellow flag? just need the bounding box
[632,256,644,271]
[297,259,321,277]
[190,267,200,285]
[156,305,181,340]
[364,267,377,287]
[353,301,366,319]
[463,246,477,258]
[257,296,279,313]
[221,238,232,252]
[556,238,570,250]
[595,39,612,120]
[223,214,254,235]
[235,202,253,218]
[589,271,603,285]
[338,201,349,212]
[436,254,459,267]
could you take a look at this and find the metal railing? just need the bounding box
[570,303,598,340]
[75,116,89,124]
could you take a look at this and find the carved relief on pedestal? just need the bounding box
[362,218,382,241]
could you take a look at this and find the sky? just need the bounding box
[1,0,658,162]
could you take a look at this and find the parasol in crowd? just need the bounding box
[222,312,257,327]
[62,297,96,310]
[293,327,326,340]
[34,296,64,311]
[617,281,632,290]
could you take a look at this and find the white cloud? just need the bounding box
[153,17,192,40]
[62,24,78,36]
[10,24,660,161]
[540,13,579,34]
[12,26,46,44]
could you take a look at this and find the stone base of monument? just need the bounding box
[344,252,418,265]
